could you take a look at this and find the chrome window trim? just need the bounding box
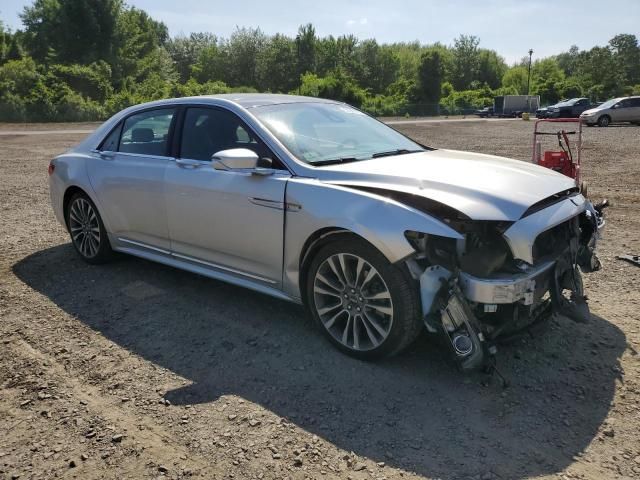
[104,151,174,161]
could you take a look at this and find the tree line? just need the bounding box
[1,0,639,122]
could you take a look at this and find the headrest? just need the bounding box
[132,128,154,143]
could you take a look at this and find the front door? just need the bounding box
[164,106,289,286]
[87,107,176,251]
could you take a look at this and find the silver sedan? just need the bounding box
[48,94,604,369]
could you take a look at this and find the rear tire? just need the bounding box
[306,235,422,360]
[66,192,113,264]
[597,115,610,127]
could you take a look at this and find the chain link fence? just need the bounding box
[362,102,483,118]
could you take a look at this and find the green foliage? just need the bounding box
[298,70,366,107]
[441,84,494,112]
[361,93,409,116]
[166,33,217,83]
[1,1,639,121]
[559,79,583,99]
[609,34,640,86]
[21,0,122,64]
[257,33,297,92]
[296,24,317,75]
[502,66,528,95]
[48,62,112,101]
[477,50,507,89]
[451,35,480,90]
[416,49,444,103]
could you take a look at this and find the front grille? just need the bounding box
[532,220,573,264]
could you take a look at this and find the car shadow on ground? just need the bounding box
[13,244,626,479]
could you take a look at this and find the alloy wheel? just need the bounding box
[313,253,394,351]
[69,197,101,258]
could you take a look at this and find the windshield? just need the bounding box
[556,98,580,107]
[597,98,622,109]
[251,102,424,165]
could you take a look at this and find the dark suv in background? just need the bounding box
[546,98,592,118]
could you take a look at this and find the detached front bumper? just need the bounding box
[416,196,605,371]
[458,260,554,306]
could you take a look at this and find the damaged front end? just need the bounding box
[405,195,607,372]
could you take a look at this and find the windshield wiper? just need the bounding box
[371,149,423,158]
[310,157,360,166]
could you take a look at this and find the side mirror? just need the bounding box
[212,148,259,170]
[211,148,275,176]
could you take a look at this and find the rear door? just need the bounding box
[87,107,176,251]
[164,106,290,285]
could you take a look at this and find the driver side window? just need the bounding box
[180,107,284,169]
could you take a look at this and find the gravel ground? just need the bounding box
[1,119,639,480]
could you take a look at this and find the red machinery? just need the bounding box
[532,118,582,188]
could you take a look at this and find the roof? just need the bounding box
[183,93,338,109]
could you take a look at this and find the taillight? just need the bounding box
[48,162,55,176]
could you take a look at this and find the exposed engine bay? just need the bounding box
[404,194,608,373]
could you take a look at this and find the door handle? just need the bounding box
[175,158,203,169]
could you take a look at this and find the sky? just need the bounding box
[1,0,639,64]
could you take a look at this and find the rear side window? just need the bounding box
[630,98,640,107]
[118,108,175,157]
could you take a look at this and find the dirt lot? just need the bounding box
[1,119,639,480]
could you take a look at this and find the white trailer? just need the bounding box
[494,95,540,116]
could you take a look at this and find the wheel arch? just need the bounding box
[298,228,378,306]
[63,186,89,230]
[282,179,463,301]
[62,185,108,232]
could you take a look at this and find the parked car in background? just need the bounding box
[580,96,640,127]
[48,94,604,371]
[546,98,592,118]
[536,100,566,118]
[474,106,494,118]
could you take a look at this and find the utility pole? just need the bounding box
[527,49,534,111]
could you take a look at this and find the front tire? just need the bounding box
[66,192,113,264]
[306,236,422,360]
[597,115,610,127]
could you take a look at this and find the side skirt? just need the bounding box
[111,239,302,305]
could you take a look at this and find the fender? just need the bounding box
[282,178,463,299]
[50,152,113,234]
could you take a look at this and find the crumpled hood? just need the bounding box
[315,149,577,221]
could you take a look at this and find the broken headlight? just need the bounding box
[405,231,458,270]
[457,222,513,277]
[407,221,514,277]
